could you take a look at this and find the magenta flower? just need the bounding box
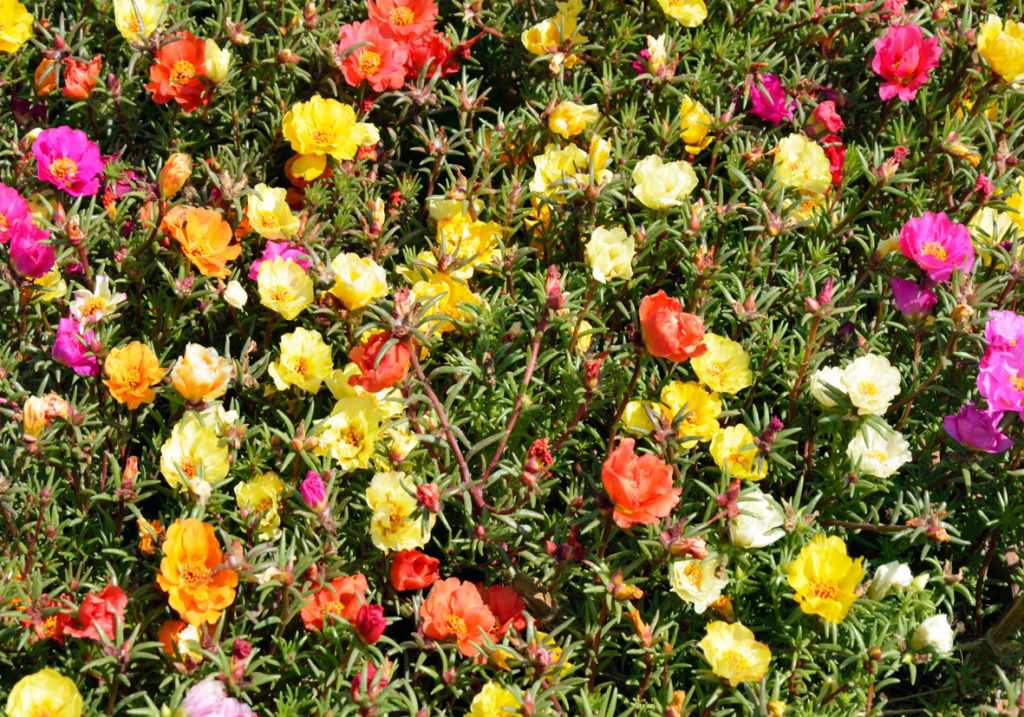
[871,24,942,101]
[248,241,311,281]
[52,317,99,377]
[180,676,257,717]
[0,182,32,244]
[300,471,328,512]
[32,126,105,197]
[985,310,1024,357]
[9,225,55,278]
[977,347,1024,417]
[943,403,1014,453]
[749,75,794,126]
[899,211,974,283]
[890,277,937,321]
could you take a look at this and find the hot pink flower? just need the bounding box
[52,317,99,377]
[985,310,1024,357]
[9,225,55,278]
[898,211,973,283]
[367,0,438,40]
[871,24,942,101]
[890,277,937,321]
[0,182,32,244]
[807,101,844,135]
[977,346,1024,418]
[749,74,794,126]
[334,21,408,92]
[31,126,105,197]
[248,241,310,281]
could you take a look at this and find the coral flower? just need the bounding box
[786,534,864,624]
[31,126,104,197]
[899,211,974,283]
[334,20,408,92]
[367,0,438,39]
[871,24,942,101]
[420,577,496,658]
[161,206,242,279]
[698,621,772,686]
[478,584,526,638]
[63,584,127,642]
[349,332,412,393]
[62,55,102,99]
[157,518,238,626]
[638,290,707,362]
[103,341,167,409]
[300,574,369,631]
[391,549,440,591]
[602,438,681,528]
[146,32,210,113]
[405,31,461,78]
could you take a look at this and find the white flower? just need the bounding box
[69,275,127,323]
[669,557,727,613]
[869,560,913,600]
[631,154,698,209]
[846,421,912,478]
[730,488,786,549]
[841,354,901,415]
[584,226,635,283]
[911,614,954,654]
[809,365,847,407]
[224,280,247,309]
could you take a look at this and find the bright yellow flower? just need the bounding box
[366,470,435,553]
[660,380,720,446]
[268,327,333,394]
[329,252,388,310]
[411,271,482,335]
[112,0,165,41]
[325,363,405,419]
[466,681,519,717]
[257,256,314,320]
[710,425,766,481]
[1004,176,1024,233]
[530,139,613,201]
[31,268,66,303]
[786,534,865,624]
[691,333,753,394]
[6,669,82,717]
[773,134,831,195]
[313,395,382,470]
[697,621,771,686]
[235,471,286,542]
[680,96,713,154]
[0,0,33,53]
[282,95,380,162]
[521,0,588,70]
[159,414,230,497]
[247,184,299,239]
[437,212,504,274]
[656,0,706,27]
[978,15,1024,83]
[621,400,662,434]
[548,101,599,138]
[631,154,698,210]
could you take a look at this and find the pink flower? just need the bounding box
[985,310,1024,357]
[749,74,794,126]
[53,317,99,377]
[355,604,386,644]
[871,24,942,101]
[807,101,844,135]
[977,346,1024,417]
[9,224,55,278]
[351,661,389,702]
[334,20,408,92]
[300,471,328,512]
[31,126,105,197]
[899,211,974,283]
[247,241,310,281]
[943,403,1013,453]
[180,676,257,717]
[890,277,937,321]
[0,182,32,244]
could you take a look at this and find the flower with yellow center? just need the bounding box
[529,142,589,199]
[710,424,767,481]
[282,95,380,166]
[329,252,388,310]
[170,344,235,404]
[548,101,600,139]
[31,268,66,304]
[235,471,286,541]
[787,534,864,624]
[437,212,505,275]
[257,256,314,320]
[978,15,1024,83]
[680,96,713,154]
[203,39,231,82]
[247,184,299,239]
[656,0,706,27]
[313,395,383,470]
[846,420,912,478]
[325,363,405,419]
[669,557,727,613]
[691,333,753,394]
[5,668,82,717]
[660,380,721,446]
[268,327,334,394]
[159,414,230,497]
[467,681,519,717]
[697,621,771,686]
[0,0,33,53]
[411,271,482,335]
[841,354,901,415]
[366,470,436,553]
[112,0,165,41]
[521,0,588,70]
[69,275,127,323]
[645,34,667,75]
[773,134,832,195]
[632,154,698,210]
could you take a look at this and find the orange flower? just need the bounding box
[103,341,167,409]
[157,518,238,625]
[62,54,102,100]
[638,290,707,362]
[161,206,242,279]
[138,518,162,555]
[602,438,681,529]
[300,575,369,631]
[145,32,210,113]
[420,577,496,658]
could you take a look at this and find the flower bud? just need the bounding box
[300,471,328,512]
[910,614,954,654]
[416,483,441,514]
[159,153,192,199]
[355,604,386,644]
[223,280,247,309]
[34,59,58,96]
[868,560,912,600]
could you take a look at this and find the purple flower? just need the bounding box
[9,225,55,278]
[52,317,99,377]
[0,182,32,245]
[890,277,937,321]
[898,211,974,283]
[31,126,105,197]
[248,241,311,281]
[180,676,257,717]
[300,470,327,512]
[749,75,795,126]
[943,402,1014,453]
[977,346,1024,417]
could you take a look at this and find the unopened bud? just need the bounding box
[159,153,192,199]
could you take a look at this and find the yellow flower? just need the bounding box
[313,395,382,470]
[585,226,635,283]
[697,621,771,686]
[660,380,720,446]
[548,101,600,138]
[329,252,388,310]
[411,271,481,335]
[6,669,82,717]
[0,0,33,54]
[656,0,707,27]
[366,471,435,553]
[325,363,405,419]
[159,414,230,497]
[691,334,753,394]
[257,256,314,320]
[235,471,286,541]
[247,184,299,239]
[466,681,519,717]
[282,95,380,162]
[521,0,588,70]
[31,268,66,303]
[589,136,613,183]
[1003,176,1024,233]
[969,206,1021,266]
[773,134,831,195]
[710,425,766,481]
[428,195,483,223]
[786,534,865,624]
[170,344,235,404]
[670,557,727,613]
[268,327,334,394]
[621,400,662,434]
[437,212,504,275]
[529,140,613,201]
[203,39,231,82]
[645,34,667,75]
[112,0,165,41]
[631,154,698,210]
[978,15,1024,83]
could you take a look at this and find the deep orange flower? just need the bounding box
[161,206,242,279]
[602,438,681,529]
[157,518,238,626]
[390,549,440,592]
[348,332,411,393]
[420,577,496,658]
[638,290,707,362]
[145,32,210,113]
[62,54,102,99]
[103,341,167,409]
[300,575,369,632]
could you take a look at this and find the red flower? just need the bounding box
[871,23,942,102]
[638,291,707,362]
[348,332,412,393]
[21,595,73,644]
[355,604,387,644]
[300,575,369,632]
[405,32,460,78]
[822,134,845,188]
[367,0,438,39]
[391,549,441,591]
[807,100,844,136]
[62,55,102,100]
[64,584,127,642]
[146,32,211,113]
[602,439,680,529]
[334,21,408,92]
[477,584,526,637]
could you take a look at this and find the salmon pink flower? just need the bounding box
[602,438,681,529]
[179,676,257,717]
[146,32,210,113]
[943,402,1013,453]
[300,575,368,632]
[62,54,102,100]
[52,318,99,376]
[899,211,973,283]
[749,74,794,126]
[420,577,496,658]
[0,182,31,243]
[348,332,411,393]
[334,21,408,92]
[63,584,127,642]
[871,24,942,101]
[638,290,707,362]
[367,0,437,39]
[32,126,104,196]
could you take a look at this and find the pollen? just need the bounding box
[358,50,382,76]
[390,6,415,25]
[49,158,79,182]
[169,60,197,85]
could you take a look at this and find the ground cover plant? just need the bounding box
[3,0,1024,714]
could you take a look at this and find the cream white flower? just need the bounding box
[631,154,698,209]
[69,275,127,323]
[841,354,901,415]
[669,557,727,614]
[584,226,635,283]
[911,614,954,654]
[224,280,247,308]
[809,365,847,407]
[868,560,913,600]
[204,39,231,82]
[846,421,912,478]
[730,488,786,549]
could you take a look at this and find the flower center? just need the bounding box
[809,578,839,601]
[323,599,346,621]
[358,50,382,76]
[268,285,294,302]
[169,60,197,85]
[338,425,365,447]
[311,129,331,147]
[81,296,107,317]
[0,214,7,231]
[49,158,79,182]
[857,381,878,396]
[921,242,947,261]
[445,614,467,633]
[683,562,703,589]
[30,702,58,717]
[1011,376,1024,392]
[179,455,198,480]
[390,6,415,25]
[706,361,725,378]
[124,368,141,388]
[43,614,61,639]
[722,649,751,674]
[293,357,310,377]
[180,559,212,586]
[865,449,888,462]
[254,209,279,232]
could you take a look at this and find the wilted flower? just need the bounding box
[52,317,99,376]
[62,55,102,100]
[890,277,937,321]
